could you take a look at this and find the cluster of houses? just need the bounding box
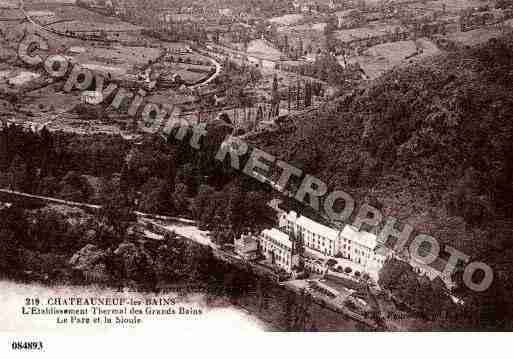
[234,209,453,288]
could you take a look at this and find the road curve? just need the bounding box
[19,0,114,43]
[0,188,195,224]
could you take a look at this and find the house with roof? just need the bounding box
[259,228,299,273]
[234,232,260,260]
[409,255,454,289]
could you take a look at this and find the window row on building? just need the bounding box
[279,211,387,276]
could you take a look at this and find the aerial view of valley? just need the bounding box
[1,0,513,349]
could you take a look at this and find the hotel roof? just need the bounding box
[261,228,293,249]
[341,225,378,250]
[286,212,340,240]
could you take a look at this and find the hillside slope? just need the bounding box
[252,33,513,329]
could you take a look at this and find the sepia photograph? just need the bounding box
[0,0,512,351]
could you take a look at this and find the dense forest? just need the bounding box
[0,116,272,244]
[0,115,297,326]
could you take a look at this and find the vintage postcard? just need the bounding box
[0,0,512,354]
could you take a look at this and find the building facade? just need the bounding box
[259,228,299,273]
[409,257,454,289]
[279,211,340,257]
[279,211,387,278]
[234,233,259,260]
[339,225,386,274]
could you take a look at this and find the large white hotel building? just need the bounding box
[256,210,452,287]
[277,211,387,276]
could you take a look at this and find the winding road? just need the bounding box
[18,0,221,89]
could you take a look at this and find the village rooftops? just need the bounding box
[236,233,259,246]
[410,255,449,277]
[409,255,455,289]
[340,225,378,250]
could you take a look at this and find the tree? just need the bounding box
[113,240,156,290]
[0,228,20,277]
[324,14,339,53]
[326,258,337,268]
[245,191,269,229]
[59,171,92,202]
[212,226,235,247]
[271,74,280,110]
[176,164,199,196]
[304,81,312,107]
[378,258,412,289]
[98,178,136,241]
[172,183,190,215]
[225,183,245,234]
[191,184,216,222]
[6,155,27,191]
[324,14,338,36]
[299,38,304,58]
[38,176,60,197]
[138,177,175,214]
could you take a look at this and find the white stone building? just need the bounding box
[279,211,388,278]
[259,228,299,273]
[234,233,259,260]
[339,225,386,274]
[279,211,340,257]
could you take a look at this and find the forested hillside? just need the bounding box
[253,34,513,329]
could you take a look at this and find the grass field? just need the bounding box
[445,27,502,47]
[347,39,440,79]
[335,22,401,43]
[24,3,121,24]
[17,82,80,114]
[50,19,143,32]
[426,0,493,12]
[269,13,304,26]
[71,45,161,73]
[0,0,19,7]
[160,62,214,84]
[289,22,326,33]
[24,3,143,34]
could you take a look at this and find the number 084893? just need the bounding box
[11,341,44,351]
